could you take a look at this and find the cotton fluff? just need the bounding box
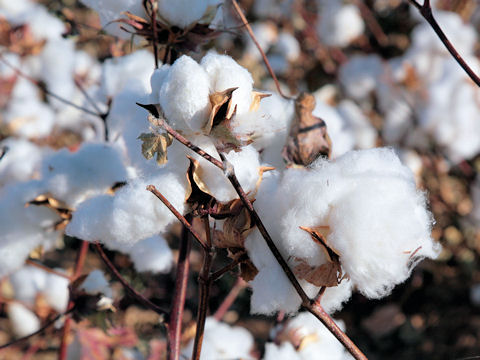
[7,303,41,338]
[80,0,144,38]
[66,170,187,246]
[0,181,61,277]
[201,52,254,116]
[317,1,364,47]
[181,317,254,360]
[265,312,353,360]
[157,56,211,133]
[40,143,127,208]
[336,100,376,150]
[157,0,222,29]
[339,55,384,101]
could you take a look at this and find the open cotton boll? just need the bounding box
[7,303,40,338]
[201,52,254,116]
[80,270,113,298]
[339,55,383,101]
[308,148,440,298]
[157,0,221,29]
[129,235,174,274]
[4,99,55,138]
[17,5,66,40]
[182,317,254,360]
[80,0,144,38]
[102,50,155,98]
[317,2,364,47]
[9,266,47,305]
[337,100,376,150]
[66,170,187,246]
[0,181,61,277]
[40,143,127,208]
[264,342,301,360]
[158,56,211,133]
[252,0,293,19]
[0,139,48,186]
[43,272,70,312]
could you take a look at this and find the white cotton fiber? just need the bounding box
[158,56,211,133]
[66,170,188,246]
[7,303,41,338]
[339,55,383,101]
[264,342,301,360]
[129,235,173,274]
[201,52,254,116]
[102,50,155,98]
[317,2,364,47]
[80,0,145,38]
[181,317,254,360]
[4,99,56,139]
[337,100,376,150]
[157,0,220,29]
[40,143,127,208]
[43,272,70,312]
[80,270,113,298]
[9,266,47,305]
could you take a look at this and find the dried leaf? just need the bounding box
[282,92,331,166]
[249,91,271,112]
[240,259,259,282]
[204,87,238,134]
[185,156,214,208]
[138,132,173,165]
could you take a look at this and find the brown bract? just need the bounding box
[282,92,331,167]
[0,18,46,56]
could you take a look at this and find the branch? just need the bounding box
[209,252,247,282]
[231,0,292,99]
[213,277,246,321]
[168,214,192,360]
[146,185,209,251]
[352,0,388,47]
[406,0,480,87]
[25,260,70,280]
[93,242,169,318]
[151,115,367,359]
[192,217,214,360]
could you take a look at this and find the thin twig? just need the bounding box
[153,115,368,359]
[150,0,159,68]
[0,310,72,351]
[213,277,246,321]
[231,0,292,99]
[93,242,169,317]
[146,185,209,251]
[209,253,247,282]
[168,214,192,360]
[352,0,389,46]
[25,260,70,280]
[0,54,103,118]
[192,217,214,360]
[406,0,480,87]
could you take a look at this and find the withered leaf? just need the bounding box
[138,132,173,165]
[227,249,258,282]
[204,87,238,134]
[282,92,331,167]
[185,156,214,208]
[249,91,271,112]
[213,206,254,248]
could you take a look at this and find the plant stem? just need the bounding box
[407,0,480,87]
[213,277,246,321]
[192,217,214,360]
[93,242,169,318]
[210,253,247,282]
[168,214,192,360]
[25,260,70,279]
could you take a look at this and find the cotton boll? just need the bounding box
[337,100,376,150]
[0,181,61,277]
[182,317,254,360]
[264,342,301,360]
[317,2,364,47]
[80,270,113,298]
[20,5,66,40]
[129,235,174,273]
[4,99,56,138]
[273,32,300,62]
[67,170,188,246]
[0,139,48,186]
[252,0,293,19]
[339,55,383,101]
[158,56,211,133]
[9,266,47,305]
[149,65,171,103]
[80,0,145,38]
[102,50,155,98]
[43,272,70,312]
[7,303,40,338]
[157,0,219,29]
[41,143,127,208]
[201,52,254,116]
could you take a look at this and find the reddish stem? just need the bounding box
[168,214,192,360]
[25,260,70,279]
[213,277,246,321]
[352,0,389,47]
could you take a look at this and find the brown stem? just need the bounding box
[149,0,159,68]
[231,0,292,100]
[25,260,70,279]
[407,0,480,87]
[0,310,72,351]
[352,0,388,47]
[168,214,192,360]
[93,242,169,317]
[210,253,247,282]
[146,185,209,251]
[154,117,367,359]
[58,240,89,360]
[213,277,246,321]
[192,217,214,360]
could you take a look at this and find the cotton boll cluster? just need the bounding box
[6,302,41,338]
[182,317,255,359]
[316,0,365,47]
[264,312,353,360]
[157,0,223,29]
[246,148,439,314]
